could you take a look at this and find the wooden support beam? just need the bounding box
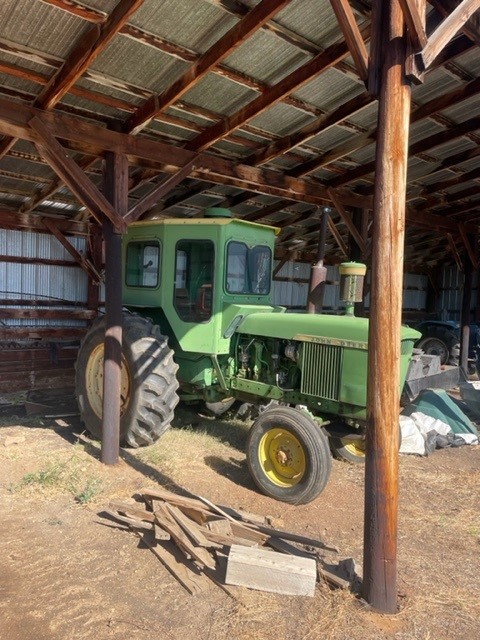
[0,135,16,160]
[330,0,369,81]
[429,0,480,46]
[327,218,348,258]
[125,0,291,134]
[0,208,89,236]
[329,115,480,187]
[185,33,362,152]
[125,157,199,223]
[363,0,411,614]
[0,308,95,320]
[405,0,427,82]
[460,241,475,371]
[446,232,464,271]
[398,0,428,49]
[327,189,367,255]
[20,156,98,214]
[0,96,369,210]
[246,92,373,166]
[420,0,480,70]
[459,222,479,269]
[367,0,388,97]
[406,207,477,232]
[41,217,101,282]
[101,152,128,466]
[39,0,106,23]
[29,116,127,232]
[35,0,144,110]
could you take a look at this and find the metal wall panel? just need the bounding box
[274,260,476,320]
[0,230,88,327]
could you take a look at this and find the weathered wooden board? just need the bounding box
[225,544,317,597]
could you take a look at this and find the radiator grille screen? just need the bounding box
[301,342,343,400]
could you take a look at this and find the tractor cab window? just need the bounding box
[125,241,160,287]
[226,242,271,294]
[174,240,214,322]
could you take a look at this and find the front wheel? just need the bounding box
[246,407,332,504]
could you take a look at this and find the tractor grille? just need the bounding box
[301,342,343,400]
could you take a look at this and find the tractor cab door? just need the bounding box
[174,239,214,323]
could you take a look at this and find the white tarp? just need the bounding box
[399,411,478,456]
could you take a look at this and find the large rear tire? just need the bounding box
[416,326,460,366]
[76,313,179,447]
[330,434,366,464]
[246,407,332,504]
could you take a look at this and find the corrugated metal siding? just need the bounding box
[0,229,88,327]
[274,260,477,320]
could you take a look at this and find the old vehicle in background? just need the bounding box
[414,319,480,374]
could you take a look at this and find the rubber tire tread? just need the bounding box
[246,406,332,505]
[330,436,365,464]
[76,313,179,448]
[417,326,460,366]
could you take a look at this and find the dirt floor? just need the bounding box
[0,399,479,640]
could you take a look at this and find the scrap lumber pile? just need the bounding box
[104,487,354,597]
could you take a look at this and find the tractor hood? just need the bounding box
[236,311,421,344]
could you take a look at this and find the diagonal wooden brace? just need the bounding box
[125,156,199,223]
[29,116,127,233]
[42,217,103,283]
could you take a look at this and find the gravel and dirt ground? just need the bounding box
[0,399,479,640]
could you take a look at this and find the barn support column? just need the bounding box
[363,0,412,613]
[101,152,128,465]
[460,233,476,373]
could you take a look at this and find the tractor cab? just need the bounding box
[122,208,283,358]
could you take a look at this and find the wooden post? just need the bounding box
[101,152,128,465]
[363,0,412,613]
[86,226,102,312]
[460,234,475,373]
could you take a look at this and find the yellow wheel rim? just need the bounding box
[341,435,366,458]
[258,428,306,487]
[85,343,131,419]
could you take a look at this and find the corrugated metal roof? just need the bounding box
[0,0,477,277]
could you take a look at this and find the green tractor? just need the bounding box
[76,208,420,504]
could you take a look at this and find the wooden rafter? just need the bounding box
[446,232,464,271]
[429,0,480,45]
[184,31,365,152]
[414,184,480,212]
[327,218,348,258]
[327,188,367,254]
[329,115,480,187]
[420,0,480,70]
[35,0,144,110]
[125,157,199,223]
[0,208,89,235]
[39,0,106,23]
[125,0,292,134]
[329,0,369,81]
[0,96,369,210]
[458,222,479,268]
[291,73,480,179]
[246,92,373,166]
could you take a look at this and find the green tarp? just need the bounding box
[403,389,478,436]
